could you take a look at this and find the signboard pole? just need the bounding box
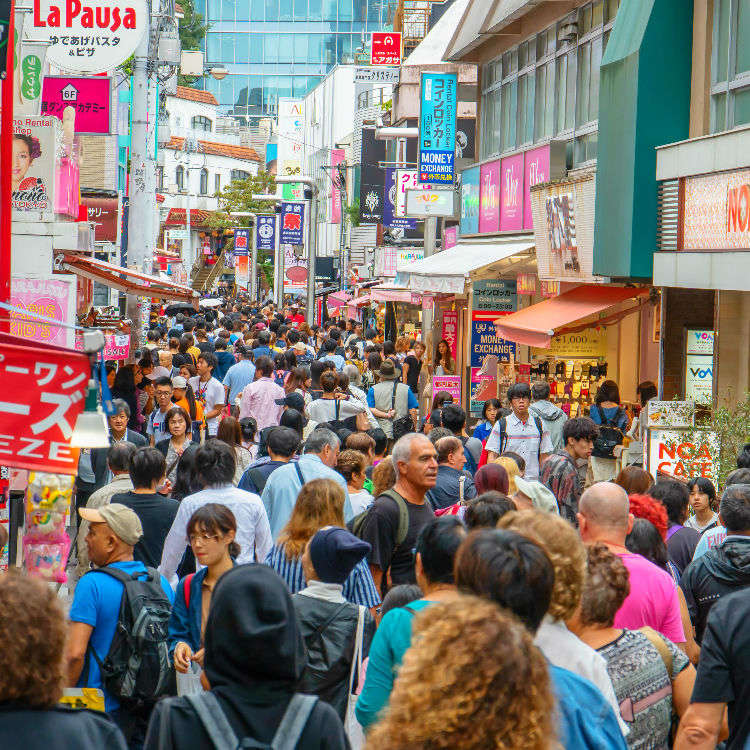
[274,213,283,308]
[250,219,258,299]
[0,0,14,317]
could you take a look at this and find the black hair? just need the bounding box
[648,479,690,526]
[254,355,274,377]
[286,329,300,345]
[214,338,227,351]
[415,516,467,585]
[273,352,286,370]
[369,428,388,456]
[367,352,382,372]
[507,383,532,401]
[198,352,218,372]
[239,416,257,443]
[187,503,240,559]
[725,468,750,486]
[147,329,160,342]
[441,403,466,434]
[107,442,137,474]
[379,584,423,617]
[129,446,167,489]
[737,444,750,469]
[531,381,550,400]
[323,338,337,353]
[257,330,271,345]
[686,477,717,510]
[595,379,621,405]
[284,350,297,370]
[194,439,236,487]
[481,398,502,420]
[432,390,453,411]
[719,483,750,533]
[383,340,395,356]
[464,493,515,530]
[113,367,136,394]
[153,376,173,389]
[500,450,526,473]
[280,408,305,438]
[637,381,658,406]
[562,417,600,445]
[365,327,377,339]
[625,518,670,572]
[455,528,554,634]
[266,426,301,458]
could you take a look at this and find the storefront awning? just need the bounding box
[57,253,199,302]
[494,285,650,348]
[370,283,421,304]
[396,238,535,294]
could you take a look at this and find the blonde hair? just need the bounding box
[366,596,557,750]
[277,478,345,560]
[498,509,586,620]
[395,336,411,354]
[493,456,520,495]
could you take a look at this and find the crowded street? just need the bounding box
[1,0,749,749]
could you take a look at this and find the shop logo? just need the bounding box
[689,366,713,379]
[727,184,750,233]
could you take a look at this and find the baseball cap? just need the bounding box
[275,392,306,411]
[79,503,143,545]
[172,375,188,389]
[308,527,371,584]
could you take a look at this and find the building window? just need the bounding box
[192,115,213,132]
[480,0,619,164]
[156,167,164,190]
[176,165,184,191]
[215,174,221,193]
[231,169,250,182]
[200,168,209,195]
[711,0,750,132]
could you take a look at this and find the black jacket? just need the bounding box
[91,430,147,489]
[293,592,375,720]
[680,535,750,642]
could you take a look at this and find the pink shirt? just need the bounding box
[238,377,285,432]
[614,552,685,643]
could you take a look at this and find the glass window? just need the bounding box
[577,41,592,125]
[501,80,517,150]
[277,76,293,99]
[535,60,554,140]
[579,4,592,35]
[250,0,264,19]
[604,0,620,22]
[517,72,535,145]
[248,76,263,109]
[264,35,279,63]
[591,0,603,28]
[323,0,337,21]
[215,174,221,193]
[714,0,730,83]
[308,0,321,19]
[231,169,250,181]
[367,0,380,23]
[221,33,234,62]
[278,34,293,63]
[294,34,308,63]
[294,0,306,19]
[248,34,263,63]
[192,115,213,132]
[737,0,750,74]
[235,33,249,63]
[176,166,184,190]
[308,34,322,63]
[235,0,249,20]
[265,0,278,19]
[323,34,336,65]
[207,0,220,18]
[221,0,233,19]
[339,0,353,21]
[264,76,278,112]
[735,87,750,126]
[293,76,307,97]
[279,0,292,20]
[206,33,220,60]
[156,167,163,190]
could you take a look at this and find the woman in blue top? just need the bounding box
[472,398,501,443]
[589,380,630,483]
[169,504,237,673]
[355,517,466,729]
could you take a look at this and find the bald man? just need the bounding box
[578,482,685,646]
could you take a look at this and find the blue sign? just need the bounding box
[280,202,305,245]
[383,168,416,230]
[233,228,250,256]
[418,72,457,185]
[460,166,480,235]
[470,318,516,368]
[256,215,276,252]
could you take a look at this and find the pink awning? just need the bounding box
[370,285,421,304]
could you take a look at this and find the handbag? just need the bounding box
[344,605,366,749]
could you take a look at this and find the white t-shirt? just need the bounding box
[485,411,553,480]
[307,397,365,424]
[189,376,225,435]
[349,489,373,516]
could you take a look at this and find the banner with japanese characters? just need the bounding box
[0,335,89,474]
[418,72,457,185]
[233,227,250,256]
[256,215,276,253]
[280,202,305,245]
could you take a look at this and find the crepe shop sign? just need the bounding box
[29,0,148,74]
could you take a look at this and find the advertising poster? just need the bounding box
[330,149,345,224]
[395,168,432,219]
[233,228,250,256]
[277,98,304,197]
[280,202,305,245]
[500,153,524,231]
[443,226,457,249]
[283,246,308,293]
[418,72,457,185]
[236,255,250,289]
[686,329,715,355]
[256,215,276,253]
[470,314,516,368]
[359,127,385,223]
[10,278,70,347]
[370,31,402,65]
[470,361,516,417]
[517,273,537,296]
[685,355,713,403]
[460,165,479,235]
[433,375,461,403]
[82,196,119,242]
[523,145,550,230]
[384,168,416,229]
[478,160,500,232]
[41,76,111,133]
[546,191,579,274]
[441,310,459,360]
[12,116,59,218]
[473,279,517,313]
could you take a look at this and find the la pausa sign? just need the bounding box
[29,0,147,73]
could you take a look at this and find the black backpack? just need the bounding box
[494,415,544,462]
[85,565,173,706]
[591,405,625,458]
[390,381,415,441]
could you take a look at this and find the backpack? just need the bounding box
[85,565,173,706]
[350,489,410,548]
[459,436,478,476]
[591,405,625,458]
[494,416,544,462]
[390,381,415,441]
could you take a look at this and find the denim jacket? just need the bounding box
[167,567,208,657]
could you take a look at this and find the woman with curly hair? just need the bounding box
[365,596,556,750]
[0,573,127,748]
[568,543,711,750]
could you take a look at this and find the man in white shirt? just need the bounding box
[159,440,272,584]
[189,352,225,437]
[485,382,553,479]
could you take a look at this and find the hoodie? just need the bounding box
[143,565,348,750]
[530,400,568,452]
[680,535,750,643]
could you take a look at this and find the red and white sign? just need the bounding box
[0,334,89,474]
[28,0,148,74]
[433,374,461,403]
[371,32,401,66]
[441,310,459,360]
[74,332,129,359]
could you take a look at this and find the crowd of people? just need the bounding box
[0,296,749,750]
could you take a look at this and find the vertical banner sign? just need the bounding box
[277,98,305,199]
[256,215,276,253]
[460,165,480,235]
[330,149,345,224]
[233,228,250,256]
[441,310,459,360]
[443,226,457,249]
[384,168,416,229]
[236,256,250,289]
[280,202,305,245]
[359,127,385,223]
[500,154,524,231]
[418,72,457,185]
[0,0,10,77]
[478,160,500,232]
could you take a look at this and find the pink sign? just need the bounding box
[441,310,459,359]
[444,226,457,249]
[500,153,524,231]
[523,145,550,229]
[10,278,69,347]
[479,161,500,233]
[330,149,345,224]
[74,332,130,360]
[433,375,461,403]
[41,77,111,134]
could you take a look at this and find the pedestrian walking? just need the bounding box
[189,353,225,437]
[589,380,629,483]
[238,355,285,430]
[530,380,568,452]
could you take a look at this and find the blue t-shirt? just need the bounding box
[322,353,346,371]
[69,560,175,712]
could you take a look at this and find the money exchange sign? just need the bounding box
[418,72,457,185]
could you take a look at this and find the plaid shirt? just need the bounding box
[540,451,582,526]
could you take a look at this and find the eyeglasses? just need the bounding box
[188,532,219,545]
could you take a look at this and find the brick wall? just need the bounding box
[662,287,715,399]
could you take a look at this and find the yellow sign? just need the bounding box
[533,328,608,358]
[61,688,106,712]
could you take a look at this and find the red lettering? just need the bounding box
[94,5,108,27]
[728,184,750,233]
[33,0,46,26]
[728,187,739,232]
[123,7,135,27]
[695,443,712,460]
[66,0,81,25]
[81,5,93,25]
[676,442,694,460]
[658,443,675,459]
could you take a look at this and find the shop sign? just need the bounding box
[359,127,385,223]
[647,400,695,429]
[460,165,479,235]
[444,226,457,249]
[82,195,118,242]
[516,273,536,295]
[0,336,90,474]
[41,76,110,133]
[28,0,148,74]
[686,329,715,355]
[418,72,457,185]
[395,169,431,219]
[279,202,305,245]
[330,149,345,224]
[370,31,401,66]
[405,188,456,217]
[523,145,550,229]
[75,332,129,359]
[685,354,713,403]
[233,228,250,257]
[470,313,516,368]
[375,246,424,278]
[534,329,608,358]
[16,39,47,117]
[355,66,399,84]
[648,430,718,481]
[10,278,70,347]
[277,98,304,199]
[499,154,524,231]
[541,280,559,298]
[441,310,459,360]
[12,116,59,220]
[236,255,249,289]
[283,246,307,292]
[433,374,461,403]
[256,215,275,252]
[473,279,517,313]
[168,229,188,241]
[479,160,500,232]
[384,168,416,229]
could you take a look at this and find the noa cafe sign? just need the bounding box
[28,0,148,74]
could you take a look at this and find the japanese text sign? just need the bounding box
[330,149,345,224]
[81,195,118,242]
[419,72,457,185]
[256,215,276,252]
[233,228,250,256]
[500,154,524,231]
[280,202,305,245]
[41,76,111,133]
[11,278,71,347]
[75,332,130,360]
[471,314,516,368]
[460,165,480,235]
[472,279,517,313]
[441,310,459,360]
[384,168,416,229]
[433,375,461,403]
[370,32,401,66]
[0,336,89,473]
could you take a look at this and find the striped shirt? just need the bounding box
[265,542,381,608]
